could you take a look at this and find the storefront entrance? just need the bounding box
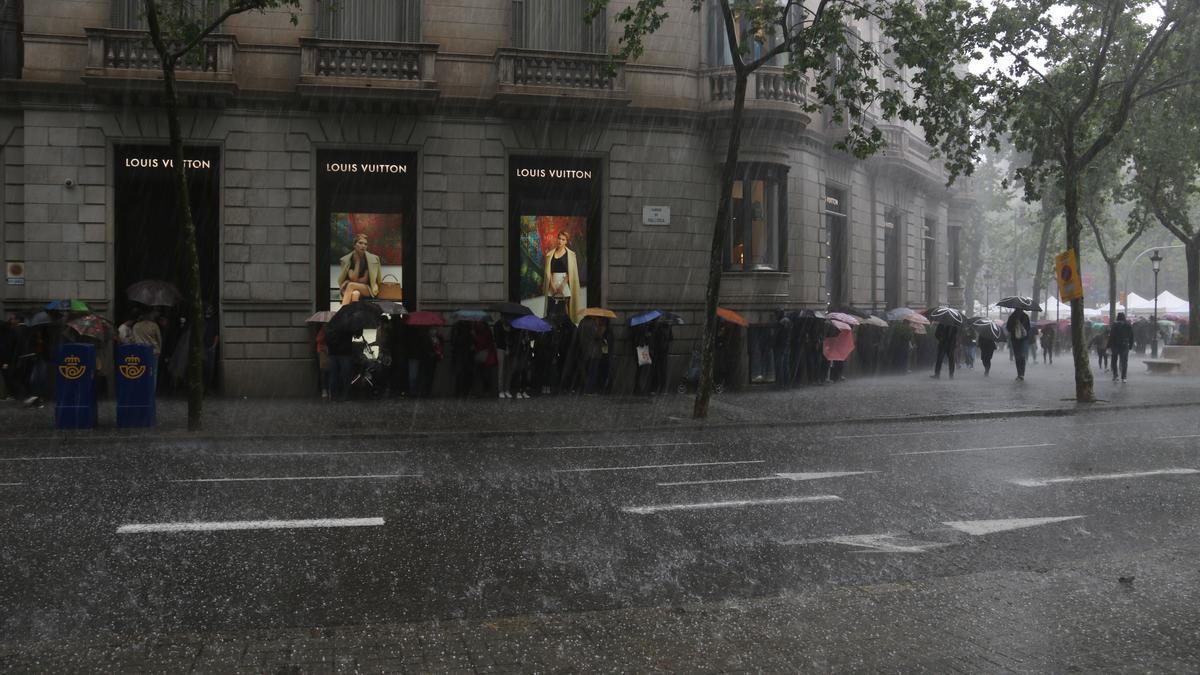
[315,149,418,312]
[508,156,602,321]
[114,144,220,323]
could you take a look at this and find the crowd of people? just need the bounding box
[0,304,219,407]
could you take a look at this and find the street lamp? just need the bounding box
[984,270,993,317]
[1151,249,1162,357]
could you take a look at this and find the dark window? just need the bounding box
[709,3,793,66]
[726,164,788,272]
[924,218,937,306]
[824,186,848,306]
[883,211,902,309]
[112,0,221,30]
[947,225,961,288]
[317,0,421,42]
[0,0,20,79]
[512,0,605,53]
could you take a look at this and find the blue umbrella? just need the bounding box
[629,310,662,327]
[448,309,490,323]
[511,314,553,333]
[25,311,52,327]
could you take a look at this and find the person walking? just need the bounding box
[1110,312,1134,383]
[1006,309,1031,381]
[1089,328,1109,370]
[931,322,959,379]
[1040,326,1055,364]
[978,332,997,376]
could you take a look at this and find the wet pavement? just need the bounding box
[2,361,1200,671]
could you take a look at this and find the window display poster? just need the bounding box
[328,212,404,311]
[518,215,588,316]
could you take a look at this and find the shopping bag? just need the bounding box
[636,345,652,366]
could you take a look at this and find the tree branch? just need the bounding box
[1084,211,1113,263]
[172,0,265,61]
[719,0,746,75]
[1069,0,1122,122]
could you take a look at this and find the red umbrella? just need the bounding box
[716,307,749,327]
[823,327,855,362]
[405,311,444,327]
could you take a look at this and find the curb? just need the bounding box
[5,398,1199,446]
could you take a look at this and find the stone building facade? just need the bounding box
[0,0,974,395]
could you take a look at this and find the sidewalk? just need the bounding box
[4,355,1199,441]
[2,541,1197,672]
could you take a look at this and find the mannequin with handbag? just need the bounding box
[337,234,382,305]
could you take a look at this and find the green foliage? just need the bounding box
[589,0,995,181]
[143,0,302,64]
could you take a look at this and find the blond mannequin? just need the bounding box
[337,233,381,305]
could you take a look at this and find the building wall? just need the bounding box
[1,0,975,395]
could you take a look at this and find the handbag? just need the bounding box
[377,273,403,300]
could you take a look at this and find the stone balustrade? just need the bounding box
[300,39,436,83]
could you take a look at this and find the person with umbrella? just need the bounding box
[930,308,962,379]
[1039,323,1055,365]
[1089,327,1109,370]
[1005,308,1032,381]
[978,327,997,376]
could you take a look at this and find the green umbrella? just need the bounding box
[45,299,90,312]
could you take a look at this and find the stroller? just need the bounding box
[349,338,387,398]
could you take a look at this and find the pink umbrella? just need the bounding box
[823,323,856,362]
[826,312,861,326]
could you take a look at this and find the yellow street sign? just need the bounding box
[1056,248,1083,302]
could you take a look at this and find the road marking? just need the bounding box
[656,471,874,488]
[555,460,765,474]
[1012,468,1199,487]
[782,533,947,553]
[117,517,385,534]
[532,442,713,451]
[833,430,971,440]
[0,482,24,487]
[1157,434,1200,440]
[216,451,411,457]
[622,495,841,515]
[943,516,1084,535]
[894,443,1055,456]
[170,474,423,484]
[0,456,95,462]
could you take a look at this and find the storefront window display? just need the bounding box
[114,144,220,323]
[509,157,602,323]
[316,150,417,312]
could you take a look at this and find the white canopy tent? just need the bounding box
[1124,292,1156,314]
[1155,290,1190,314]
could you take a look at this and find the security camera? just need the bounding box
[64,179,76,188]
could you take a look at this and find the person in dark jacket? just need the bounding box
[1040,326,1055,364]
[977,332,997,376]
[650,319,672,394]
[772,309,792,388]
[1006,309,1031,381]
[932,323,959,379]
[1110,312,1135,383]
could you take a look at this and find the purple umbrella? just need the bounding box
[511,314,553,333]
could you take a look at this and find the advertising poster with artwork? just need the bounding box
[328,212,404,311]
[518,215,588,318]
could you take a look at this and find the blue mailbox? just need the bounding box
[55,343,97,430]
[116,343,157,427]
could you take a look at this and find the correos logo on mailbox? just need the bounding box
[119,355,147,380]
[59,355,87,380]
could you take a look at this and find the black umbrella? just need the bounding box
[373,300,408,316]
[326,301,384,343]
[967,315,994,327]
[127,279,183,307]
[828,305,870,319]
[976,321,1005,341]
[487,301,532,317]
[928,306,965,326]
[996,296,1041,312]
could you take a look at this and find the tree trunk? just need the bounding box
[1188,242,1200,346]
[1061,171,1095,402]
[693,72,747,419]
[1107,258,1118,324]
[146,2,205,430]
[1030,207,1054,322]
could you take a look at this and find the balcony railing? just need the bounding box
[300,38,435,83]
[708,67,807,110]
[297,38,438,108]
[497,48,624,91]
[85,27,235,77]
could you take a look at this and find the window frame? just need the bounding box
[511,0,606,53]
[316,0,422,43]
[823,184,849,306]
[724,163,790,273]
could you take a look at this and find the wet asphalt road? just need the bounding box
[2,406,1199,643]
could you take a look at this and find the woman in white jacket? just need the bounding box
[542,231,582,324]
